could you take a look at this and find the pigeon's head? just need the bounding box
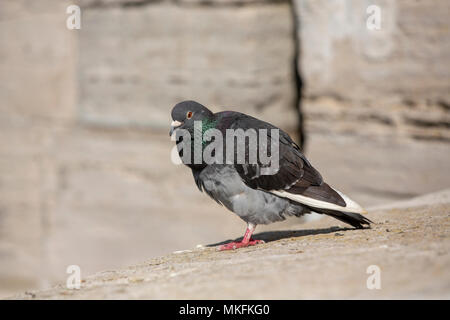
[170,100,214,136]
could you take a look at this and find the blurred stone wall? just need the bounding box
[0,0,449,298]
[295,0,450,141]
[78,0,298,131]
[0,0,77,295]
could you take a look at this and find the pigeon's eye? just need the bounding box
[186,111,193,119]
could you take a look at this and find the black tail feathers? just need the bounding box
[309,207,373,229]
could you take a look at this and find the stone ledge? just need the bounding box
[10,189,450,299]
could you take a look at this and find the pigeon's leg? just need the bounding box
[218,223,265,251]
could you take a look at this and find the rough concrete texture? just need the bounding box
[11,189,450,299]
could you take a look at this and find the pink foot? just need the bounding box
[218,239,265,251]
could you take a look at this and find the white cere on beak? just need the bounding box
[170,120,184,137]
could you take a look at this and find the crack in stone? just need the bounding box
[290,0,305,150]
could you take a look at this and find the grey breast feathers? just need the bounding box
[196,165,308,225]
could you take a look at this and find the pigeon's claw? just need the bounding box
[217,223,264,251]
[218,239,264,251]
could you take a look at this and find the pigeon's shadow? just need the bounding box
[206,226,354,247]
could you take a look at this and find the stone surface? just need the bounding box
[305,135,450,207]
[0,0,77,122]
[294,0,450,141]
[10,190,450,299]
[77,0,297,131]
[0,0,76,296]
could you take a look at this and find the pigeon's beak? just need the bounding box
[169,120,183,137]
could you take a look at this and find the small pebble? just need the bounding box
[173,249,192,254]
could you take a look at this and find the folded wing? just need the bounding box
[229,114,366,215]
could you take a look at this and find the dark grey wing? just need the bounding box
[228,114,346,207]
[228,114,321,188]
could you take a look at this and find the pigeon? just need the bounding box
[170,100,371,250]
